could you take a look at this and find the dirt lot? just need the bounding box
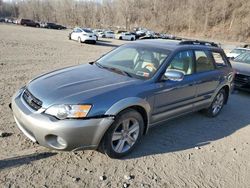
[0,24,249,188]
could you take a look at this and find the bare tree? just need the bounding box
[1,0,250,41]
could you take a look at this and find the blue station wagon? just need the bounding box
[11,39,234,158]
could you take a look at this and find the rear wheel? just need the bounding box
[119,36,122,40]
[205,89,226,117]
[100,109,144,158]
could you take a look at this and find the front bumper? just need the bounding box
[234,74,250,92]
[11,90,114,151]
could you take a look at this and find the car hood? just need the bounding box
[231,61,250,76]
[27,63,138,108]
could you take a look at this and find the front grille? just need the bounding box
[22,89,42,110]
[234,74,250,85]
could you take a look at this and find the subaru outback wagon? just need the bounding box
[11,39,234,158]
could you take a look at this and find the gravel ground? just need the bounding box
[0,24,249,188]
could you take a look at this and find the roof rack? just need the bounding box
[179,40,219,47]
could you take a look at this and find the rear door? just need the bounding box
[152,50,197,123]
[193,50,220,109]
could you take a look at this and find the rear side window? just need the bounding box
[212,52,227,67]
[195,50,215,73]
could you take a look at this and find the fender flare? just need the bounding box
[105,97,152,130]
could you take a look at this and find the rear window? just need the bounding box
[82,29,93,33]
[212,52,228,68]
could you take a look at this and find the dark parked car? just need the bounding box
[0,18,5,22]
[20,19,40,27]
[45,22,66,30]
[231,52,250,91]
[11,39,234,158]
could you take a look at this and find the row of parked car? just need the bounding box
[68,28,139,44]
[0,17,66,30]
[68,27,177,44]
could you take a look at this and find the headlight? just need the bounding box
[45,104,92,120]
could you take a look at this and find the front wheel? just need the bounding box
[78,37,82,43]
[205,89,226,117]
[100,109,144,158]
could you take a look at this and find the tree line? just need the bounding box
[0,0,250,41]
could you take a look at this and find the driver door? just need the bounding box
[152,50,198,123]
[71,28,80,40]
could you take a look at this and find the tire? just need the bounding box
[119,36,122,40]
[100,109,144,158]
[78,37,82,43]
[204,89,226,117]
[131,38,134,41]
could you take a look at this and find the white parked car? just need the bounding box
[116,32,136,41]
[226,47,250,59]
[103,31,115,38]
[69,28,97,44]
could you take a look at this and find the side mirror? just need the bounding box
[164,70,184,81]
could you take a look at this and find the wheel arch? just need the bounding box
[105,97,151,135]
[212,84,230,105]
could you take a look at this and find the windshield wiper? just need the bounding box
[94,62,104,68]
[107,67,133,78]
[95,62,132,77]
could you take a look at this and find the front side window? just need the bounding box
[167,50,194,75]
[97,45,170,79]
[195,50,215,72]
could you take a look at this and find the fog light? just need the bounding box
[57,136,67,147]
[45,135,67,149]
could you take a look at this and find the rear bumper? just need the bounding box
[11,89,114,151]
[82,36,96,42]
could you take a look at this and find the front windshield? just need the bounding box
[231,49,246,54]
[234,52,250,64]
[96,45,170,79]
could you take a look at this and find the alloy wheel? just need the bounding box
[212,92,224,115]
[111,118,140,153]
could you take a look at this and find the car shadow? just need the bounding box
[97,39,112,43]
[95,41,120,48]
[0,152,57,170]
[124,92,250,159]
